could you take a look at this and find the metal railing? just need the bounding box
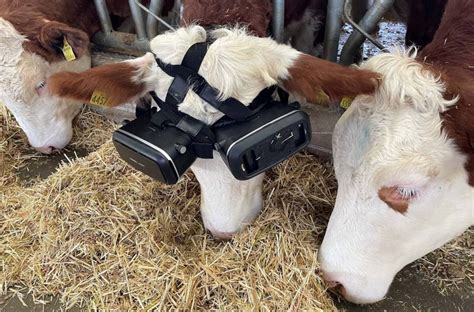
[324,0,393,63]
[92,0,286,53]
[92,0,393,64]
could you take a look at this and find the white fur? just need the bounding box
[149,26,301,125]
[0,18,90,152]
[137,26,302,236]
[319,49,474,304]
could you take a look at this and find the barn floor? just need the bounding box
[1,149,472,311]
[2,266,472,311]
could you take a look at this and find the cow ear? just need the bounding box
[39,21,89,61]
[280,53,380,104]
[47,53,157,107]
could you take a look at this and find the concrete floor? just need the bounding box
[2,148,472,311]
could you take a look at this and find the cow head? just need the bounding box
[319,49,473,304]
[0,17,90,154]
[47,25,378,239]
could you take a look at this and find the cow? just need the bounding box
[45,25,378,239]
[181,0,447,58]
[181,0,327,55]
[385,0,448,49]
[0,0,155,154]
[319,0,473,304]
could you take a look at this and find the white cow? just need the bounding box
[0,0,135,154]
[319,0,473,304]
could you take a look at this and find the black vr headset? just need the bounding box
[113,39,312,185]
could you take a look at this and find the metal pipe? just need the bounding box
[129,0,148,40]
[340,0,394,65]
[146,0,165,38]
[344,0,385,49]
[94,0,114,34]
[134,0,175,31]
[272,0,285,42]
[323,0,345,62]
[351,0,368,23]
[348,0,369,63]
[173,0,184,26]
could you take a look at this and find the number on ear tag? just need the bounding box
[90,90,111,106]
[62,38,76,62]
[340,96,354,109]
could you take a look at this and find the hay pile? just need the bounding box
[1,104,472,310]
[1,147,338,310]
[1,105,338,310]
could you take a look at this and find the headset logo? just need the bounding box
[129,157,145,168]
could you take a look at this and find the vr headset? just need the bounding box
[113,39,311,185]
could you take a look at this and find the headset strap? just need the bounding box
[156,41,258,121]
[149,91,215,159]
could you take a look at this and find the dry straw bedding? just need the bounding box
[0,105,472,310]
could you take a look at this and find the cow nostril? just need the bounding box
[326,280,341,289]
[50,146,61,153]
[35,146,53,154]
[325,280,346,297]
[35,146,62,154]
[209,230,236,241]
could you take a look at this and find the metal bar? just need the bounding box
[173,0,184,26]
[272,0,285,42]
[340,0,394,65]
[344,0,385,49]
[134,0,175,31]
[129,0,148,40]
[92,31,150,52]
[147,0,165,38]
[323,0,345,62]
[351,0,368,23]
[348,0,369,63]
[94,0,114,34]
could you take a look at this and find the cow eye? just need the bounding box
[397,187,419,199]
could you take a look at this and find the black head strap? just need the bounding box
[156,41,257,121]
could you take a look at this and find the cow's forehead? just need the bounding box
[0,18,26,67]
[335,96,456,186]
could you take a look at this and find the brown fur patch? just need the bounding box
[378,187,409,214]
[182,0,272,37]
[418,0,474,186]
[282,54,380,102]
[47,62,147,107]
[181,0,327,39]
[0,0,137,63]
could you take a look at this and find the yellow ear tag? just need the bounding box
[62,38,76,62]
[314,90,330,105]
[90,90,111,106]
[340,96,354,109]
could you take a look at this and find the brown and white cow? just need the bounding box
[0,0,141,154]
[181,0,447,58]
[181,0,327,55]
[319,0,473,304]
[46,26,378,238]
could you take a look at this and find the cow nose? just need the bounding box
[208,229,237,241]
[35,146,59,154]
